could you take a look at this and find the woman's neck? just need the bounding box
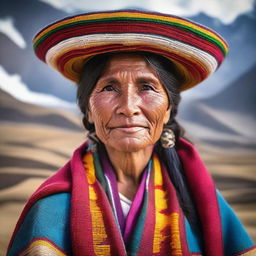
[105,145,153,200]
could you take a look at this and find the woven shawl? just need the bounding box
[7,139,255,255]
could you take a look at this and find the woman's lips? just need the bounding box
[109,125,147,133]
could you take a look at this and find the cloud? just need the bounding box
[0,65,77,112]
[0,17,26,49]
[39,0,255,24]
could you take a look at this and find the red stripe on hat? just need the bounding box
[56,45,207,84]
[36,22,224,64]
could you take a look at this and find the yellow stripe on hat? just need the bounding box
[33,11,228,53]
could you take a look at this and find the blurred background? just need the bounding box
[0,0,255,254]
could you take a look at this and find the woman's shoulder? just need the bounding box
[7,193,72,256]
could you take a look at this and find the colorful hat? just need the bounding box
[33,10,228,91]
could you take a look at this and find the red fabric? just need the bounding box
[161,164,190,255]
[36,22,224,64]
[57,44,207,81]
[8,139,223,255]
[177,138,223,256]
[33,10,228,48]
[8,160,72,251]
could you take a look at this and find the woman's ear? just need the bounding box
[164,107,171,124]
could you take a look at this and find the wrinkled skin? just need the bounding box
[88,54,171,154]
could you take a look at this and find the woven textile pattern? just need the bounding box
[33,10,228,90]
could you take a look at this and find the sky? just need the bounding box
[0,0,255,108]
[0,17,26,49]
[0,65,76,111]
[39,0,255,24]
[0,15,76,111]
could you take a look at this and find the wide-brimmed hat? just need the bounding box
[33,10,228,91]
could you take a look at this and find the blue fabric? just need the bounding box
[217,191,255,256]
[184,192,255,255]
[7,190,254,256]
[8,193,71,256]
[185,217,202,253]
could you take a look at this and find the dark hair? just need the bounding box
[77,52,200,234]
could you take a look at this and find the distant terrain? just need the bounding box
[0,91,255,255]
[0,1,255,255]
[179,64,256,149]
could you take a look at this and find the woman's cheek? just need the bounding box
[144,103,169,140]
[89,94,112,122]
[89,97,114,141]
[144,96,169,122]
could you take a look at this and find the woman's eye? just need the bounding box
[142,84,155,91]
[102,85,115,91]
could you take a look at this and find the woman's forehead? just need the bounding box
[101,53,158,76]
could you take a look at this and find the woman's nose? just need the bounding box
[116,87,141,117]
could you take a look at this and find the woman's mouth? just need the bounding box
[109,125,147,133]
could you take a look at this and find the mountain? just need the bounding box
[0,89,83,131]
[179,65,256,147]
[182,8,256,96]
[202,64,256,113]
[1,0,255,148]
[1,0,256,103]
[0,0,77,102]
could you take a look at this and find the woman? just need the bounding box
[7,10,255,256]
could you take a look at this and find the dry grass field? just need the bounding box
[0,122,255,255]
[0,123,85,255]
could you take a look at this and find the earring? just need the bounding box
[161,128,175,148]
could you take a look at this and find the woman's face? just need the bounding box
[88,54,171,153]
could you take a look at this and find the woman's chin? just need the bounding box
[106,137,153,153]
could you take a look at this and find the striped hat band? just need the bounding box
[33,10,228,91]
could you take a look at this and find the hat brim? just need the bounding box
[33,10,228,91]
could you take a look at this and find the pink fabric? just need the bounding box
[101,152,126,233]
[123,167,148,243]
[8,139,223,255]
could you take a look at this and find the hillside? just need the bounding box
[203,64,256,113]
[0,89,83,131]
[180,65,256,147]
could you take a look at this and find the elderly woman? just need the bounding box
[7,10,255,256]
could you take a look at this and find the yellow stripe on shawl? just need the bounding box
[153,154,182,255]
[84,152,111,256]
[239,248,256,255]
[20,239,66,256]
